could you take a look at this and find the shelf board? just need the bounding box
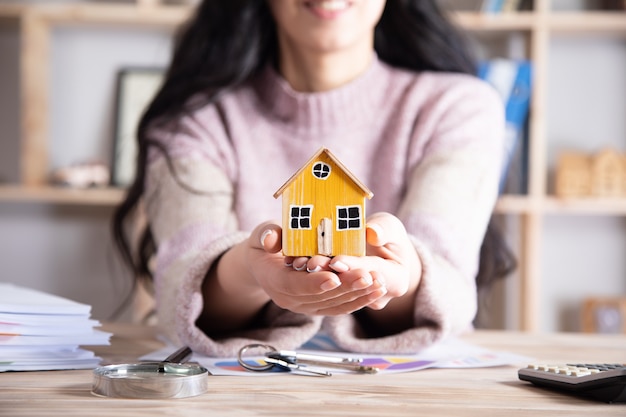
[3,5,624,33]
[0,2,192,27]
[0,185,125,206]
[2,187,625,215]
[548,12,626,34]
[0,186,535,214]
[453,11,537,31]
[454,11,626,34]
[542,196,626,215]
[494,195,533,214]
[492,195,626,215]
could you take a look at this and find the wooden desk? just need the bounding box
[0,324,624,416]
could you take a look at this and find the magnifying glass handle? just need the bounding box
[163,346,193,364]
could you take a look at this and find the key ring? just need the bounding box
[237,343,276,372]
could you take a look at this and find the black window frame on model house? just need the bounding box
[312,162,331,180]
[336,205,362,231]
[289,205,314,229]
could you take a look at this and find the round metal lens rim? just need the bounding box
[92,362,209,399]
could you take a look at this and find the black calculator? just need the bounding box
[518,363,626,403]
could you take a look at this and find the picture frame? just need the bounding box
[111,67,164,187]
[582,297,626,334]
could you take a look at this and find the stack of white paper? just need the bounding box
[0,283,111,371]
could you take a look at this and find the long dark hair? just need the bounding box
[112,0,516,296]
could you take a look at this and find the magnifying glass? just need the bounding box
[92,346,210,399]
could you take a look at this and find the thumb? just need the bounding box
[250,220,283,253]
[366,212,405,247]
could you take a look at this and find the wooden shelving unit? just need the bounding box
[0,0,625,330]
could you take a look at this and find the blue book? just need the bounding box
[478,59,532,193]
[481,0,506,13]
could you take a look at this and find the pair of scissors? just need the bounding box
[237,343,378,376]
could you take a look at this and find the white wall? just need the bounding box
[49,27,171,170]
[0,204,132,320]
[541,36,626,332]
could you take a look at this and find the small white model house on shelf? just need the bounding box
[273,147,373,257]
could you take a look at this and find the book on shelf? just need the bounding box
[478,58,532,194]
[502,119,529,195]
[0,283,111,372]
[480,0,526,13]
[602,0,626,10]
[481,0,505,13]
[501,0,522,12]
[517,0,533,11]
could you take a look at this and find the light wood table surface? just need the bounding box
[0,323,624,416]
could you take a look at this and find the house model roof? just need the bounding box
[273,147,374,199]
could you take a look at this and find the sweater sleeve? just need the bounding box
[144,116,322,357]
[322,76,505,353]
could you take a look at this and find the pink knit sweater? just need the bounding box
[145,56,504,356]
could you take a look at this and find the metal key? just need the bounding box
[264,355,332,376]
[267,350,379,375]
[237,343,379,376]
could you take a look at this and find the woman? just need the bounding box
[113,0,515,356]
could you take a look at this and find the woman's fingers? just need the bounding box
[246,216,404,315]
[305,276,389,315]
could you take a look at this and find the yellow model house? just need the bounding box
[273,147,374,257]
